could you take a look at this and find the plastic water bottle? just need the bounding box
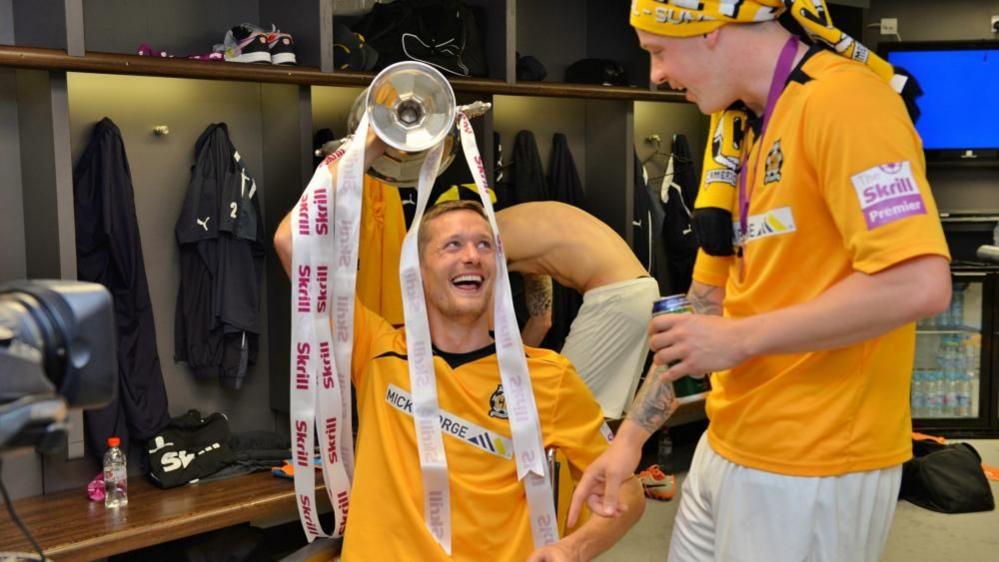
[657,431,673,467]
[951,284,966,328]
[958,341,978,418]
[927,370,944,417]
[911,369,927,418]
[104,436,128,508]
[956,370,972,418]
[943,369,959,417]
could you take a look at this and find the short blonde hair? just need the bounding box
[417,200,491,257]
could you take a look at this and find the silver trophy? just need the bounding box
[316,60,491,186]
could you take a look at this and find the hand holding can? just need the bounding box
[652,294,711,404]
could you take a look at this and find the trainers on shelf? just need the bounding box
[638,464,676,501]
[222,24,272,63]
[187,51,224,62]
[137,43,173,58]
[265,27,297,65]
[137,43,222,62]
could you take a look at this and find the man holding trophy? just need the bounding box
[274,62,642,561]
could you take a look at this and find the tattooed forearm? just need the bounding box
[525,274,553,317]
[688,281,724,316]
[625,367,677,434]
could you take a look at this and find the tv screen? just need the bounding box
[882,42,999,153]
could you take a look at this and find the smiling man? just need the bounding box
[275,196,643,561]
[569,2,951,562]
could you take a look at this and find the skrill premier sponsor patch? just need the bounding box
[851,161,925,230]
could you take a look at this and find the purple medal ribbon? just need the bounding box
[737,36,800,244]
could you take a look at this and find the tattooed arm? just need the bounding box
[521,274,553,346]
[688,280,724,316]
[624,365,679,435]
[618,282,719,433]
[566,364,677,524]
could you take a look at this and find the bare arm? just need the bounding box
[651,255,951,379]
[529,477,644,562]
[687,280,724,316]
[521,274,553,346]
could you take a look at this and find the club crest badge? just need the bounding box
[488,384,507,419]
[763,139,783,185]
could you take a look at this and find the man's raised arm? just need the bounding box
[273,131,387,279]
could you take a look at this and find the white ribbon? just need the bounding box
[396,113,559,553]
[399,139,453,553]
[289,123,360,541]
[455,114,558,547]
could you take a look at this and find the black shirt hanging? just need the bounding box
[174,123,264,390]
[73,117,171,458]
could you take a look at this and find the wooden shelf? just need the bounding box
[0,471,330,561]
[0,45,688,103]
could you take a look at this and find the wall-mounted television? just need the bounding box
[880,41,998,161]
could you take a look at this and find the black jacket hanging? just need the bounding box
[661,134,699,295]
[73,117,170,458]
[549,133,585,208]
[511,130,550,204]
[633,152,671,294]
[543,133,584,352]
[174,123,264,390]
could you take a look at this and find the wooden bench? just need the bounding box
[0,472,327,561]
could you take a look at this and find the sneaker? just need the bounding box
[265,27,297,65]
[638,464,676,501]
[221,24,272,63]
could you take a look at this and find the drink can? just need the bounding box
[652,294,711,405]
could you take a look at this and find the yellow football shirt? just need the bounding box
[341,303,610,561]
[692,50,950,476]
[357,176,407,326]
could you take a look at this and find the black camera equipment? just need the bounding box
[0,279,116,561]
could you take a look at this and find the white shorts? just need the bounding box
[668,434,903,562]
[559,277,660,418]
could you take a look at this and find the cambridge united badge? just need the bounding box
[764,139,783,185]
[488,384,508,419]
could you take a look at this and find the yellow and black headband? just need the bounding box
[630,0,904,91]
[631,0,910,256]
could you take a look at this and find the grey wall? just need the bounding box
[0,0,13,44]
[17,70,76,281]
[0,69,25,282]
[3,73,303,499]
[0,67,41,502]
[516,1,587,84]
[517,0,647,87]
[311,85,365,139]
[83,0,260,55]
[261,83,312,414]
[66,72,279,443]
[863,0,999,45]
[862,0,999,212]
[10,0,66,49]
